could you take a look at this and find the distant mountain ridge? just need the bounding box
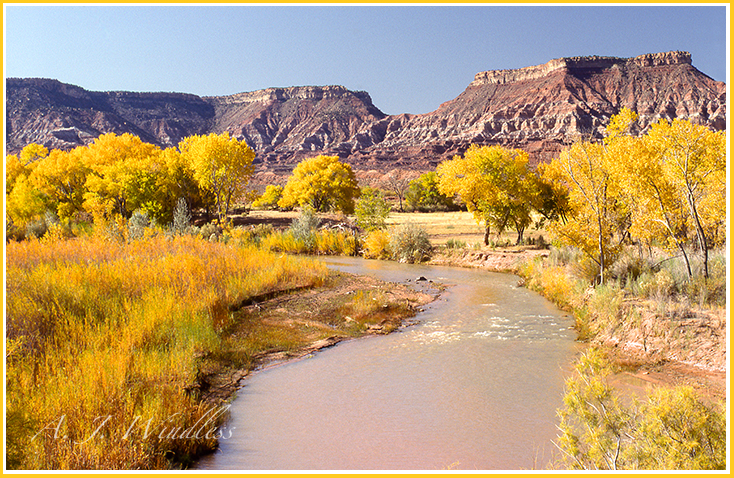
[5,51,726,172]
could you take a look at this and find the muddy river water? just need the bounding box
[196,257,580,470]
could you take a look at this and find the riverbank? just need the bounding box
[429,246,727,402]
[6,235,438,470]
[196,270,437,406]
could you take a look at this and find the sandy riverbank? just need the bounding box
[196,270,437,406]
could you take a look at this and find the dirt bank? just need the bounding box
[429,246,548,273]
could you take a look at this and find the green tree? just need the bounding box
[179,132,256,223]
[354,187,390,231]
[405,171,456,213]
[278,155,360,214]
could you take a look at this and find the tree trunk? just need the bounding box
[598,219,605,285]
[686,190,709,278]
[515,226,525,245]
[484,223,490,246]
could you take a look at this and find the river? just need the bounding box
[196,257,580,470]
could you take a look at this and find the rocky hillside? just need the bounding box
[6,78,214,152]
[6,51,725,172]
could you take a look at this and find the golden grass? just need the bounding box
[5,234,328,469]
[386,211,548,246]
[386,211,485,245]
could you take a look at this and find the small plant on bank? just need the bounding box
[171,197,192,235]
[389,223,432,264]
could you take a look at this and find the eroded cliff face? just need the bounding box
[6,51,726,172]
[5,78,215,152]
[347,51,725,168]
[205,85,386,173]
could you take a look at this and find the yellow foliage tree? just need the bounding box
[436,144,536,245]
[6,174,46,226]
[29,147,89,220]
[179,132,255,223]
[278,155,359,214]
[6,153,26,195]
[82,133,162,220]
[6,145,49,226]
[543,113,633,284]
[19,143,49,165]
[252,184,284,210]
[641,119,726,278]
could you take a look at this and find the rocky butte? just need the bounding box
[5,51,726,176]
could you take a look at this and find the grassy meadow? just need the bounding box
[244,209,546,248]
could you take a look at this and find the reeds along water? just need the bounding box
[5,235,328,469]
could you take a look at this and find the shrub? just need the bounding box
[555,348,726,470]
[25,217,48,239]
[388,223,432,263]
[289,207,320,249]
[128,210,151,241]
[171,197,192,235]
[363,229,391,259]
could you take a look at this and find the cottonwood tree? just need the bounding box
[641,119,726,278]
[436,144,536,245]
[82,133,162,220]
[179,132,256,223]
[278,155,360,214]
[610,118,694,276]
[542,111,634,284]
[30,147,89,220]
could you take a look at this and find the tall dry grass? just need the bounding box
[6,234,327,469]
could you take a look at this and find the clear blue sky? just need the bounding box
[4,4,728,115]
